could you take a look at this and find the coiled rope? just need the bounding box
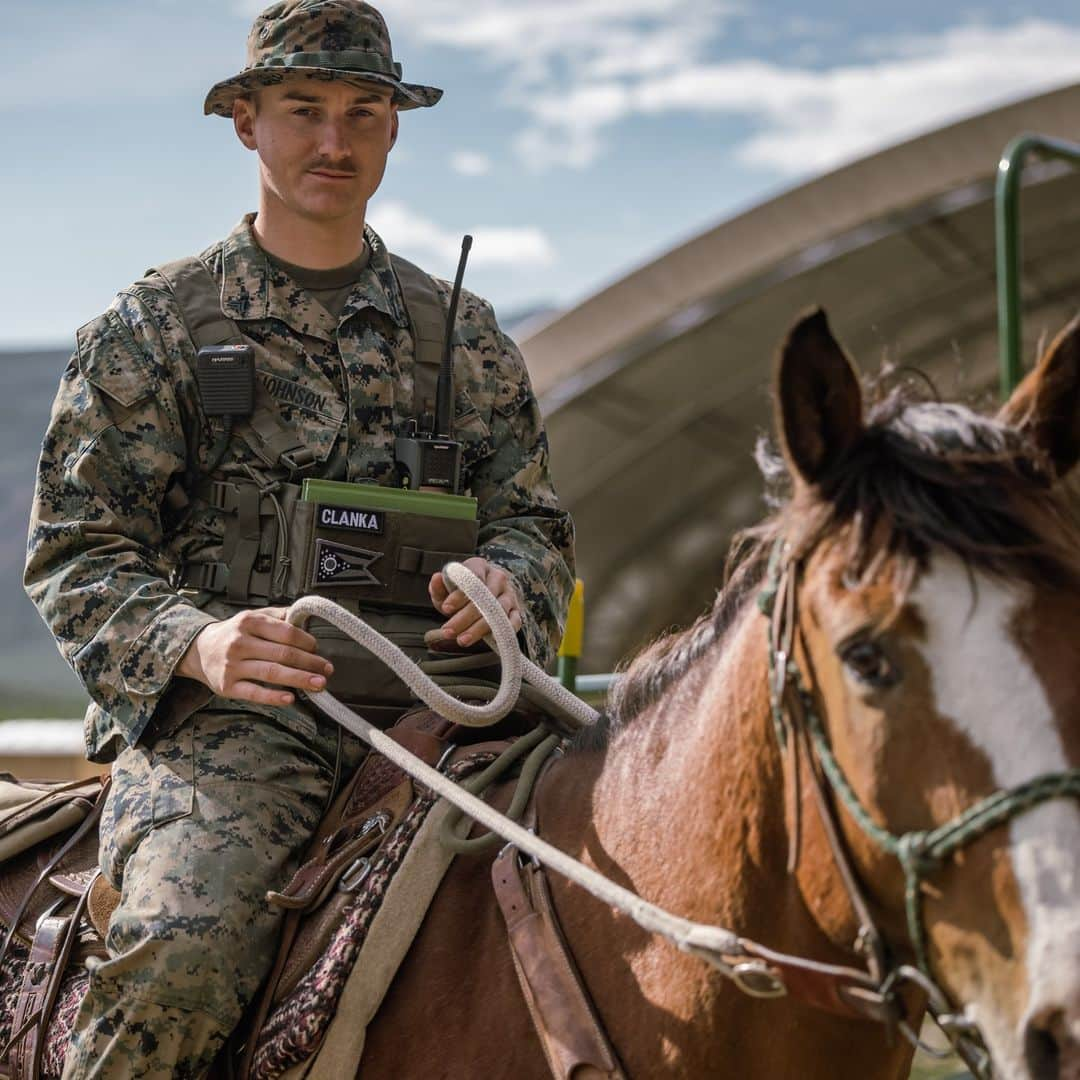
[287,563,744,971]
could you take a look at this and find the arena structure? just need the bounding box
[519,82,1080,673]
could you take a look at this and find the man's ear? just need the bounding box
[388,108,400,151]
[998,313,1080,478]
[233,97,258,151]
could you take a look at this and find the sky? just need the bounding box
[3,0,1080,348]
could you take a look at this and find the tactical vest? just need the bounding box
[151,254,479,715]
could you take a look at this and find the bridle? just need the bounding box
[758,539,1080,1077]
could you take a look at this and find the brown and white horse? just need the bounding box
[361,311,1080,1080]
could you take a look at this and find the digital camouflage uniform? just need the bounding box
[24,215,575,1077]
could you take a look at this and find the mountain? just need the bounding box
[0,348,88,716]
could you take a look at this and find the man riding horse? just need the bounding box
[23,2,575,1074]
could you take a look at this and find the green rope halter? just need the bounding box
[759,541,1080,974]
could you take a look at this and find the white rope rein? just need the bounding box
[287,563,743,968]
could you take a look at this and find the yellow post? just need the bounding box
[557,580,585,692]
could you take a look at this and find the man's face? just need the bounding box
[234,78,399,224]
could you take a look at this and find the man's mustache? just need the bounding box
[307,160,357,175]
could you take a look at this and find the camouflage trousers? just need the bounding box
[62,706,366,1080]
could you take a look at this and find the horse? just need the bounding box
[357,309,1080,1080]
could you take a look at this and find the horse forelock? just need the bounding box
[589,384,1080,747]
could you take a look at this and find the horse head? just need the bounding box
[773,309,1080,1079]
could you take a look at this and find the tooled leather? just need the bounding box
[240,709,458,1062]
[47,867,98,899]
[9,914,70,1079]
[272,780,416,1000]
[268,780,414,912]
[0,796,106,959]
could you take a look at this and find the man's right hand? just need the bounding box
[177,608,334,707]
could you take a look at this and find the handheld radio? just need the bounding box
[395,235,473,493]
[195,345,255,418]
[195,344,255,475]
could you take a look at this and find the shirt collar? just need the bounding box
[219,215,409,342]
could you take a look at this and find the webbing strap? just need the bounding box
[228,484,262,604]
[152,257,243,351]
[245,411,317,475]
[152,257,317,479]
[396,546,462,576]
[390,253,447,426]
[155,252,448,443]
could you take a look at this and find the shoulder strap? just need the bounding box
[152,252,446,472]
[152,256,244,351]
[389,253,447,427]
[150,256,316,480]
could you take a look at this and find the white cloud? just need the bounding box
[368,201,555,269]
[383,0,734,168]
[633,21,1080,175]
[500,16,1080,175]
[450,151,492,177]
[218,5,1080,178]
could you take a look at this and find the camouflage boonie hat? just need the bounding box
[204,0,442,117]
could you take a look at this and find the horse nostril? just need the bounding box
[1024,1009,1073,1080]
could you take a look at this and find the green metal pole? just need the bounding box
[996,135,1029,399]
[996,133,1080,398]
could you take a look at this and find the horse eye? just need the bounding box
[840,639,900,689]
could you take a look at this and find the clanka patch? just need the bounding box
[318,505,385,535]
[313,539,383,587]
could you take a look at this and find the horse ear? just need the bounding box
[775,308,864,485]
[998,314,1080,478]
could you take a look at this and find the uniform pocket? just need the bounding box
[150,715,195,826]
[455,391,495,471]
[100,716,195,889]
[251,367,346,465]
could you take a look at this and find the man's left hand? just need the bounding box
[429,557,523,647]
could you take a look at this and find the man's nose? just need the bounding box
[316,118,352,162]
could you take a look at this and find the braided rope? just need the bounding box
[287,564,745,970]
[289,565,597,730]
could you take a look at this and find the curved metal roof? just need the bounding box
[521,82,1080,671]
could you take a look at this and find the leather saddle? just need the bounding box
[0,705,539,1080]
[0,776,111,1079]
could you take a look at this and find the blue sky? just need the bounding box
[4,0,1080,348]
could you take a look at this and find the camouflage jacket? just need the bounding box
[25,216,575,762]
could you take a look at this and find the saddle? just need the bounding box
[0,706,547,1080]
[0,775,112,1080]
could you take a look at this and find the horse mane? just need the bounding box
[578,382,1080,751]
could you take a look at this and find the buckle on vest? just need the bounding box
[279,447,317,476]
[183,562,228,592]
[208,481,236,513]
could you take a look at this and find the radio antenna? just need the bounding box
[436,234,472,438]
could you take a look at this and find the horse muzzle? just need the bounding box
[1024,993,1080,1080]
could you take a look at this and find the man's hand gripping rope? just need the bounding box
[286,560,592,729]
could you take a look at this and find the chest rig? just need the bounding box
[153,252,480,715]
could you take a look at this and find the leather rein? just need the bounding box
[757,539,1080,1077]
